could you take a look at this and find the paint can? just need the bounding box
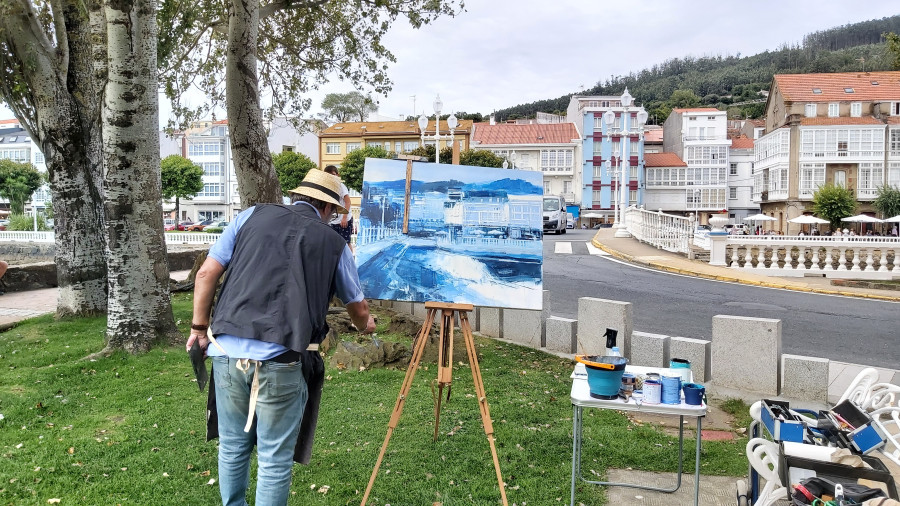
[619,372,636,400]
[661,375,682,404]
[669,358,692,383]
[643,379,661,404]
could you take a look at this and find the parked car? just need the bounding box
[0,219,8,231]
[177,220,194,231]
[187,219,216,232]
[163,218,177,231]
[204,221,229,232]
[566,213,575,229]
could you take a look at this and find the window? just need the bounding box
[837,141,848,156]
[834,170,846,188]
[543,181,551,194]
[346,142,361,152]
[281,145,294,152]
[610,140,621,157]
[395,142,402,152]
[844,88,854,94]
[593,165,604,178]
[188,141,222,156]
[850,102,862,117]
[629,140,639,156]
[35,152,45,164]
[202,162,223,176]
[891,129,900,155]
[593,116,604,130]
[689,116,697,121]
[197,183,225,197]
[799,163,826,196]
[563,181,572,194]
[592,190,602,205]
[540,149,573,172]
[812,88,822,94]
[892,102,900,116]
[629,164,638,179]
[730,163,738,176]
[629,190,637,205]
[593,140,603,156]
[828,103,839,117]
[403,141,418,152]
[325,143,340,155]
[729,188,737,199]
[805,104,817,118]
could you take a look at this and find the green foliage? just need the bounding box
[459,149,505,168]
[885,32,900,70]
[272,151,317,196]
[812,183,857,229]
[203,226,223,234]
[492,15,900,123]
[319,91,378,123]
[0,159,43,215]
[7,213,50,231]
[160,155,203,200]
[668,89,702,109]
[407,144,453,164]
[873,184,900,219]
[340,145,395,192]
[0,295,749,505]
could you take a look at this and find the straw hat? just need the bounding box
[288,169,348,214]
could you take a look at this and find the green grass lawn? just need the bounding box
[0,293,748,505]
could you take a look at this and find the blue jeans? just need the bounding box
[212,356,308,506]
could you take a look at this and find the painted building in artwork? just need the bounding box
[754,71,900,233]
[566,93,648,223]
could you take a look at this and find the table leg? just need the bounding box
[571,405,581,506]
[694,415,702,506]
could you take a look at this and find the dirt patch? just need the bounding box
[629,400,744,439]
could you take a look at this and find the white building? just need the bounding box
[727,135,759,223]
[0,118,50,216]
[662,108,731,223]
[470,121,582,205]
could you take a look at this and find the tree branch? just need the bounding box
[50,0,69,81]
[259,0,328,22]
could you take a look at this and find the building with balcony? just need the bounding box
[566,93,648,222]
[0,118,50,217]
[728,135,759,223]
[642,152,689,213]
[317,119,474,168]
[753,71,900,233]
[469,121,581,206]
[662,108,731,224]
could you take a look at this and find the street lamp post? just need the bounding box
[417,95,459,165]
[603,88,648,239]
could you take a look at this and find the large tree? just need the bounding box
[812,183,857,230]
[102,0,179,352]
[885,32,900,70]
[0,0,108,317]
[0,160,44,214]
[161,155,204,221]
[873,184,900,219]
[320,91,378,123]
[340,145,393,192]
[157,0,463,208]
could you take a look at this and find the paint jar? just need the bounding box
[619,373,636,400]
[661,375,682,405]
[643,379,661,404]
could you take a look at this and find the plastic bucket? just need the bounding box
[576,355,628,399]
[669,358,692,383]
[683,383,706,406]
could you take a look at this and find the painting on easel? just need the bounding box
[355,157,544,310]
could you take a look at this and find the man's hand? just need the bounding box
[186,330,210,356]
[341,215,348,228]
[362,315,376,334]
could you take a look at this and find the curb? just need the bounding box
[590,237,900,302]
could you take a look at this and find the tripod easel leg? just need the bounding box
[361,307,437,506]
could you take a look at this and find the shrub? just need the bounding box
[204,227,223,234]
[7,213,50,231]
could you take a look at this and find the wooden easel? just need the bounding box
[361,301,508,506]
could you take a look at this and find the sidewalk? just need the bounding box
[590,227,900,404]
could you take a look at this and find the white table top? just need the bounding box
[570,363,708,416]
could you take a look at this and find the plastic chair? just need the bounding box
[870,406,900,467]
[746,437,788,506]
[837,367,880,406]
[863,383,900,411]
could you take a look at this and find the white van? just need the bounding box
[543,195,567,235]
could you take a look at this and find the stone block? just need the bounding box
[711,315,782,395]
[412,302,428,321]
[391,301,413,316]
[781,354,829,403]
[479,307,502,339]
[502,308,542,349]
[576,297,632,356]
[545,316,577,354]
[629,331,670,368]
[669,336,712,383]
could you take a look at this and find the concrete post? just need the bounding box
[709,233,728,266]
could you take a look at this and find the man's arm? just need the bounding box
[186,257,226,353]
[340,193,351,228]
[346,298,376,334]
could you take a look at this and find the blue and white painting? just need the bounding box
[356,158,544,310]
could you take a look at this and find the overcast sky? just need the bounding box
[2,1,898,125]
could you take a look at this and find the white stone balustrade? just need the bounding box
[710,235,900,279]
[622,206,693,254]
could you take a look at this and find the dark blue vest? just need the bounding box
[211,203,346,352]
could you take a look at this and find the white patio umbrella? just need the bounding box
[581,212,605,218]
[841,214,883,235]
[884,215,900,223]
[743,213,776,222]
[787,215,829,224]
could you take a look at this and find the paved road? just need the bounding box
[543,228,900,369]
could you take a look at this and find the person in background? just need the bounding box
[0,260,7,295]
[187,169,375,506]
[323,165,354,253]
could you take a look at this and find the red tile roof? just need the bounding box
[672,108,720,113]
[775,71,900,102]
[471,122,579,145]
[731,136,754,149]
[0,118,19,125]
[885,117,900,125]
[643,128,664,143]
[321,119,473,136]
[644,152,687,167]
[799,117,884,126]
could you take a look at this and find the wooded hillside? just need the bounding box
[492,15,900,124]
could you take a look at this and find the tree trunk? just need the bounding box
[102,0,179,352]
[226,0,282,207]
[0,1,109,317]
